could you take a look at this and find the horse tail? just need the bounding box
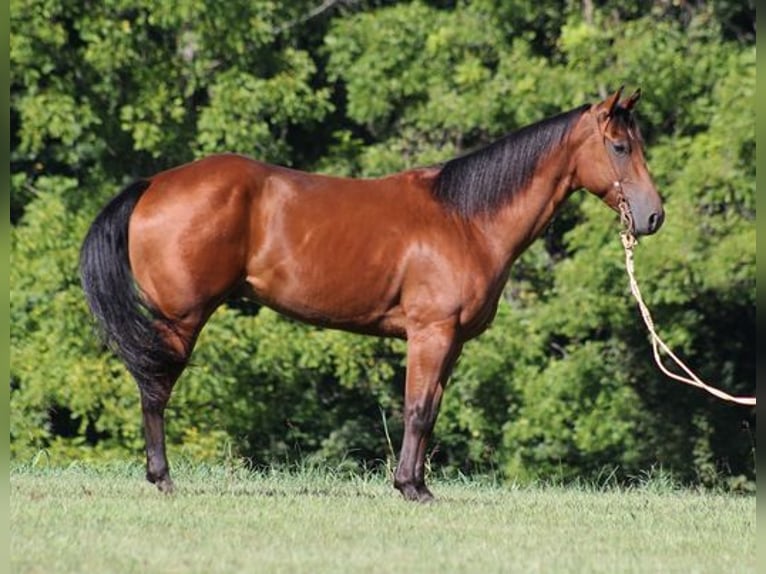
[79,180,186,399]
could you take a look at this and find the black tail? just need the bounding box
[79,180,185,399]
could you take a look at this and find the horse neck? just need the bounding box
[472,144,579,272]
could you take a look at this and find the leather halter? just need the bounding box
[600,113,635,234]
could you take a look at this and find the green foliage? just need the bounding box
[500,341,649,482]
[196,49,333,162]
[10,0,754,488]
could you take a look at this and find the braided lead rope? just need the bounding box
[618,200,755,406]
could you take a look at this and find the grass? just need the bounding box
[10,461,755,574]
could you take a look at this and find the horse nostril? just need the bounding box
[648,211,664,233]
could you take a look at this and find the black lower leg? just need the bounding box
[141,393,174,493]
[394,402,439,502]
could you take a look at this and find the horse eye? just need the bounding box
[612,141,629,155]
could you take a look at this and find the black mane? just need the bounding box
[432,103,591,216]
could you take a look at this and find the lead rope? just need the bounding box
[618,199,755,406]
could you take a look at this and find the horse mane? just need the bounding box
[432,103,591,216]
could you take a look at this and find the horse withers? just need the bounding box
[80,87,663,501]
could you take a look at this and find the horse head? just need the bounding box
[576,86,664,236]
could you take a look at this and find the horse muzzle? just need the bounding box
[618,184,664,236]
[627,201,664,236]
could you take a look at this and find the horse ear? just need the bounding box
[598,86,624,120]
[622,88,641,111]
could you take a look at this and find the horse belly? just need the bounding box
[245,231,407,336]
[247,260,404,333]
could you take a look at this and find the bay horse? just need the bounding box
[80,87,664,501]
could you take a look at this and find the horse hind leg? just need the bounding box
[141,389,176,493]
[137,316,201,493]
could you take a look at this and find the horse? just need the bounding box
[80,86,664,502]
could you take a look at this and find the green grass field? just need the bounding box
[10,462,755,573]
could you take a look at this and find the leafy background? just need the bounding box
[10,0,755,489]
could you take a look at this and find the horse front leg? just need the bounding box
[395,320,461,502]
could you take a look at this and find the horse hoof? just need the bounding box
[396,482,435,503]
[156,477,175,494]
[416,488,435,503]
[148,472,175,494]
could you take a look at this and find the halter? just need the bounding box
[600,113,635,238]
